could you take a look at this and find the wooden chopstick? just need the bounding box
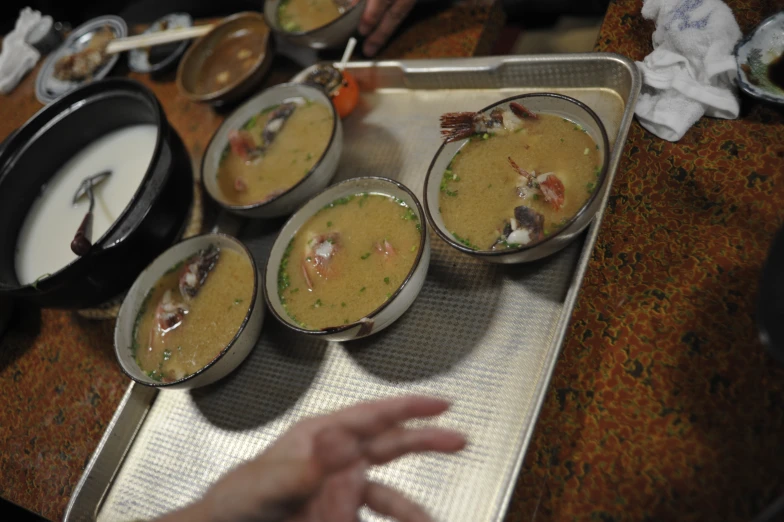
[105,25,214,54]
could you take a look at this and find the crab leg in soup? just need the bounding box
[438,102,602,251]
[278,193,421,330]
[133,246,254,382]
[218,98,333,206]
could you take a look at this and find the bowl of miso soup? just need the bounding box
[202,83,342,218]
[264,0,366,49]
[115,234,264,389]
[264,177,430,341]
[424,93,610,264]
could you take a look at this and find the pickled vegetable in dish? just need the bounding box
[277,0,353,32]
[218,99,333,206]
[278,193,421,330]
[438,102,602,251]
[133,246,254,382]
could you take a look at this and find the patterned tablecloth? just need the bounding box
[508,1,784,521]
[1,1,783,521]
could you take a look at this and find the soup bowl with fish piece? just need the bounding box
[265,0,367,49]
[424,92,610,264]
[202,82,342,219]
[264,177,430,342]
[115,233,264,389]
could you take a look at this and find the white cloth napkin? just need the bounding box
[0,8,43,95]
[635,0,742,141]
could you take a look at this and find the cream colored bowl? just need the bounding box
[202,83,343,218]
[424,92,611,264]
[114,234,264,389]
[264,177,430,341]
[265,0,367,50]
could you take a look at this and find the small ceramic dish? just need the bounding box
[35,15,127,104]
[202,82,343,218]
[735,11,784,105]
[264,177,431,342]
[176,12,274,105]
[424,93,610,264]
[264,0,367,49]
[128,13,192,75]
[115,234,264,389]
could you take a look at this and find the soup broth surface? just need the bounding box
[197,29,266,94]
[133,247,254,382]
[279,193,421,330]
[439,112,601,250]
[278,0,341,32]
[218,100,333,205]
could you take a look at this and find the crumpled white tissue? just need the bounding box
[0,8,43,95]
[635,0,742,141]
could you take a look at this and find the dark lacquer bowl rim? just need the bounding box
[262,176,428,336]
[0,78,167,293]
[115,232,260,388]
[201,82,339,212]
[423,92,611,258]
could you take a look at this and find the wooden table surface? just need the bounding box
[2,1,784,521]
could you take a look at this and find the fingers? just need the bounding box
[310,464,367,522]
[366,427,467,465]
[323,395,451,438]
[361,0,417,57]
[366,482,433,522]
[359,0,392,36]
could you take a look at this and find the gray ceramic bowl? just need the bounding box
[128,13,192,75]
[114,234,264,389]
[424,93,610,264]
[264,177,430,341]
[202,83,343,218]
[264,0,366,49]
[735,11,784,105]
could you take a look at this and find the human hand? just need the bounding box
[358,0,417,57]
[160,395,465,522]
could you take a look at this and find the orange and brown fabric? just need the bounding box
[507,1,784,521]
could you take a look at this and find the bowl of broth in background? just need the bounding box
[177,12,274,105]
[265,0,366,49]
[0,78,193,309]
[115,233,264,389]
[264,177,430,342]
[202,82,342,218]
[424,93,610,264]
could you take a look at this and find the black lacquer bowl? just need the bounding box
[0,79,193,309]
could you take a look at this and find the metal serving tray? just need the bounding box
[65,54,640,522]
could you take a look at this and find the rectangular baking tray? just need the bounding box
[65,54,640,522]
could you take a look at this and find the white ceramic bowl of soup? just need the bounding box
[264,0,367,49]
[115,234,264,389]
[202,83,342,219]
[264,177,430,342]
[424,93,610,264]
